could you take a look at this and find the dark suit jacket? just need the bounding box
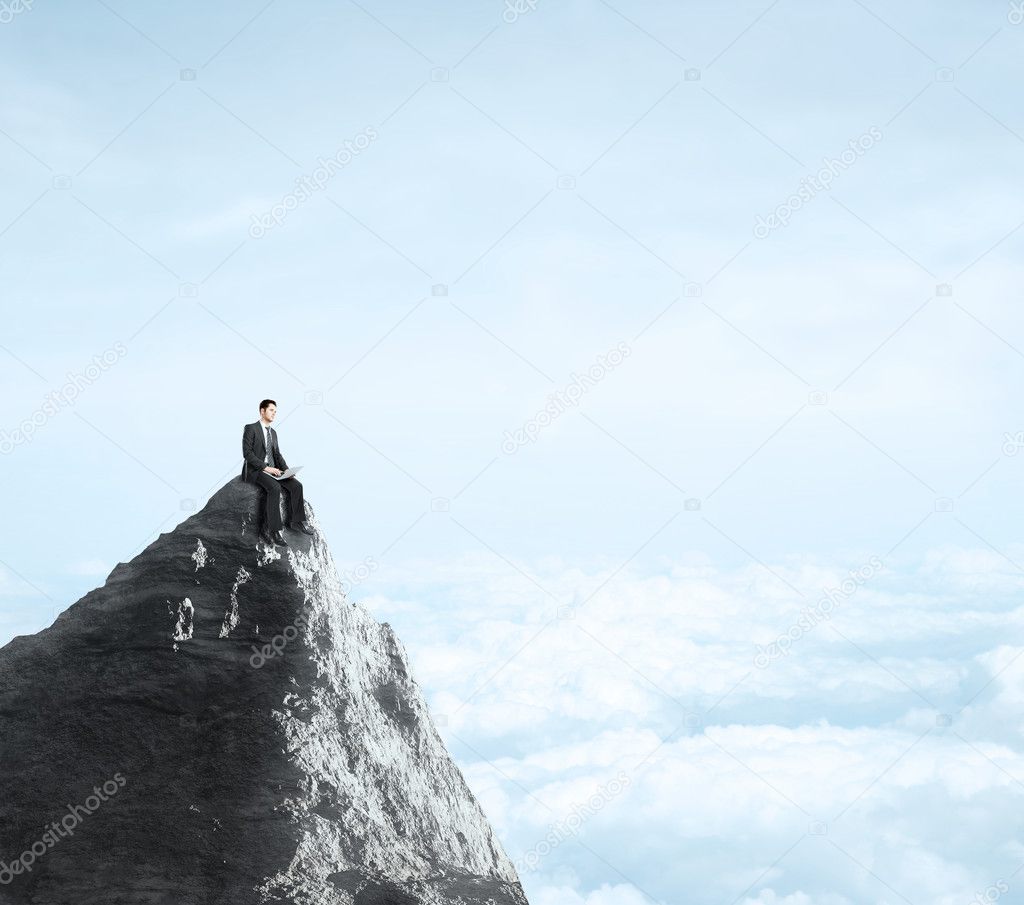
[241,421,289,482]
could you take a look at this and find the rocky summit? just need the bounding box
[0,478,528,905]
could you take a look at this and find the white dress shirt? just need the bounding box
[260,422,273,466]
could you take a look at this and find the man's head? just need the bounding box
[259,399,277,423]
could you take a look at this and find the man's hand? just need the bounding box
[264,467,283,477]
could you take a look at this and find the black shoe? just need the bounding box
[289,521,314,536]
[271,530,287,546]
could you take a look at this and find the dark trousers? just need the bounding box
[251,473,305,532]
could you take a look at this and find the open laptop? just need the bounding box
[270,466,303,481]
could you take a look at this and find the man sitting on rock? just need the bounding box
[241,399,312,545]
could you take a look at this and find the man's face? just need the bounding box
[261,404,277,423]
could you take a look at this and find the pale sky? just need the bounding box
[3,1,1024,902]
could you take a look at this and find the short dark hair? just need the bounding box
[259,399,277,412]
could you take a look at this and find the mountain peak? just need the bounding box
[0,478,527,905]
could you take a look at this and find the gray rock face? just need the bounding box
[0,479,528,905]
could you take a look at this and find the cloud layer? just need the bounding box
[361,546,1024,904]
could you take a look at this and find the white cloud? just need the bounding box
[739,892,851,905]
[533,883,658,905]
[364,546,1024,905]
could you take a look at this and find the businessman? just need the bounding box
[241,399,312,545]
